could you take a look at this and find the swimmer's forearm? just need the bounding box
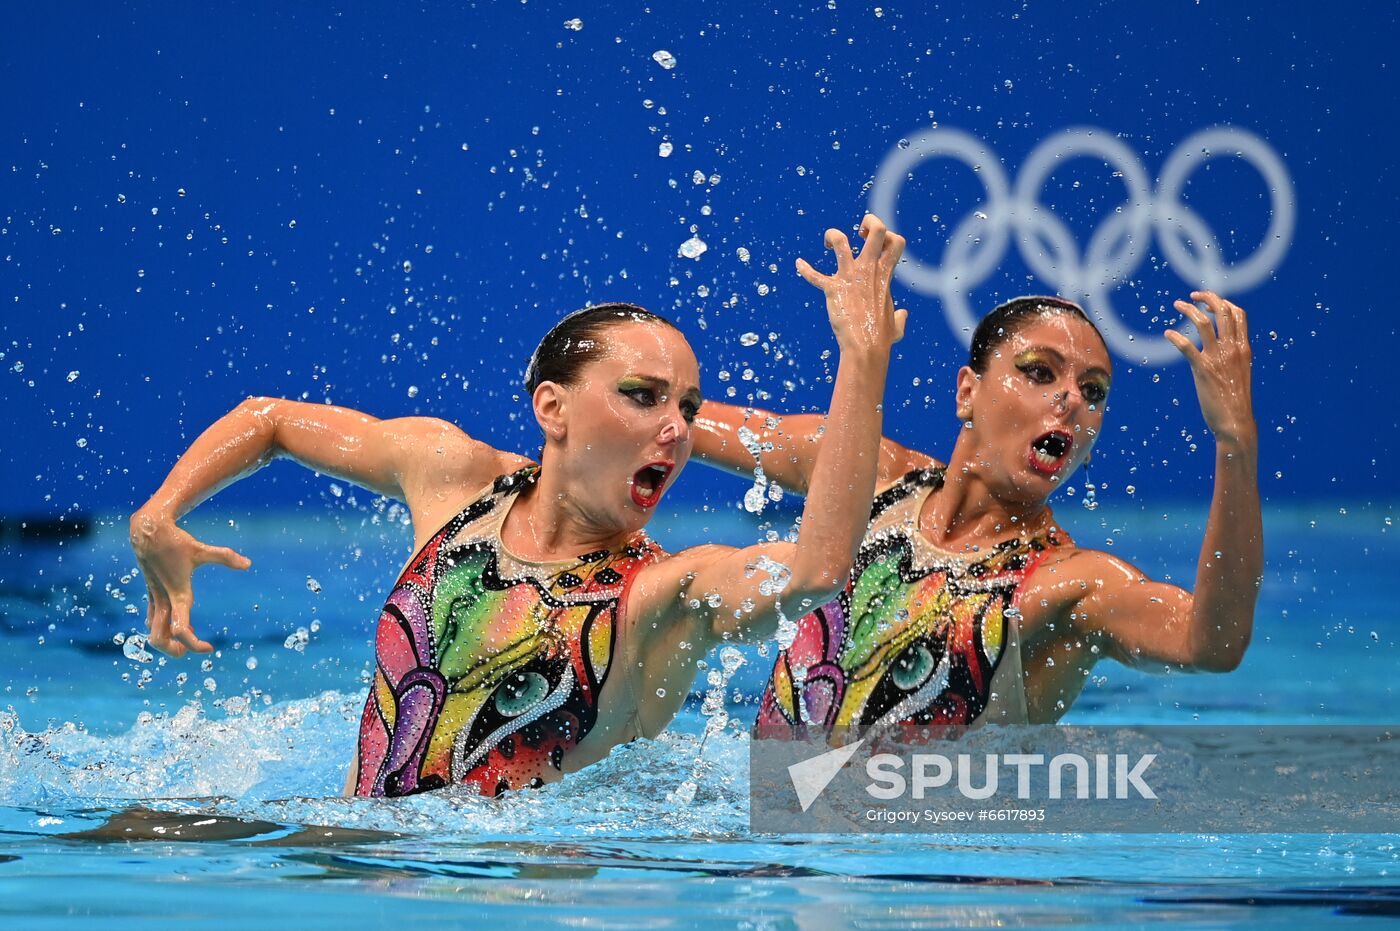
[1187,432,1262,670]
[692,402,823,494]
[782,348,890,607]
[137,399,285,521]
[137,398,409,522]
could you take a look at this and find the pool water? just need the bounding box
[0,500,1395,927]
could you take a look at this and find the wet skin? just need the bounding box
[695,290,1261,722]
[128,212,910,795]
[502,321,703,559]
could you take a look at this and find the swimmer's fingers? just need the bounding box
[1205,294,1238,344]
[824,228,855,274]
[196,544,252,571]
[168,595,213,655]
[1174,298,1218,353]
[1230,300,1250,345]
[880,231,906,283]
[145,583,187,658]
[892,307,909,343]
[856,214,887,264]
[1163,328,1204,366]
[795,257,832,291]
[1217,298,1250,355]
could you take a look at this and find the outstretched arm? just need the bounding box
[1074,291,1261,671]
[692,402,933,497]
[633,214,905,648]
[130,398,506,656]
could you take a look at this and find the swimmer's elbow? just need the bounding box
[1191,642,1248,673]
[1184,630,1251,673]
[783,568,848,617]
[233,397,292,456]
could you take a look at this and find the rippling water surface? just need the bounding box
[1,506,1395,927]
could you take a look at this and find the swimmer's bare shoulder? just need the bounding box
[1015,528,1243,719]
[377,415,531,542]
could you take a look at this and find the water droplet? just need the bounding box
[401,260,412,273]
[407,385,420,398]
[245,656,258,670]
[743,485,767,514]
[678,235,708,259]
[652,49,677,70]
[306,577,322,594]
[736,246,751,263]
[658,141,673,158]
[739,332,759,347]
[655,687,666,698]
[75,437,88,448]
[562,17,583,30]
[122,634,153,663]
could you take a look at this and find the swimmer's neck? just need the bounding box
[921,452,1055,551]
[501,467,636,561]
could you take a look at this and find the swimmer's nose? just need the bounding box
[658,415,690,446]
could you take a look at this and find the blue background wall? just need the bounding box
[3,1,1396,517]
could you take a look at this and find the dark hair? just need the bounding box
[968,295,1107,373]
[524,303,680,394]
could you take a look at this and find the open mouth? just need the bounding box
[629,461,674,508]
[1028,430,1074,475]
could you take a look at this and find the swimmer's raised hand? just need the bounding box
[129,511,251,657]
[796,213,909,355]
[1165,291,1257,446]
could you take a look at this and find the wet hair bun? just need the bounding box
[968,296,1106,373]
[524,303,679,393]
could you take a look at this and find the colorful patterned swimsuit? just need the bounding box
[758,468,1062,730]
[355,466,665,797]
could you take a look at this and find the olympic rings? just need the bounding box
[868,126,1295,365]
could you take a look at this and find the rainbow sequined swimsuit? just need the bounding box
[355,466,665,797]
[758,468,1062,730]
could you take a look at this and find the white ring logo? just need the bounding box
[868,126,1295,365]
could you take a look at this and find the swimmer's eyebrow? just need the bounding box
[1018,346,1112,383]
[619,374,705,405]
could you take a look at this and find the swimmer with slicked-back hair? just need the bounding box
[694,291,1260,726]
[130,215,907,797]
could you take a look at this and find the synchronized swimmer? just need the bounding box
[131,215,906,797]
[130,213,1260,797]
[695,291,1260,726]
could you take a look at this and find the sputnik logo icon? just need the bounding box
[787,738,865,812]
